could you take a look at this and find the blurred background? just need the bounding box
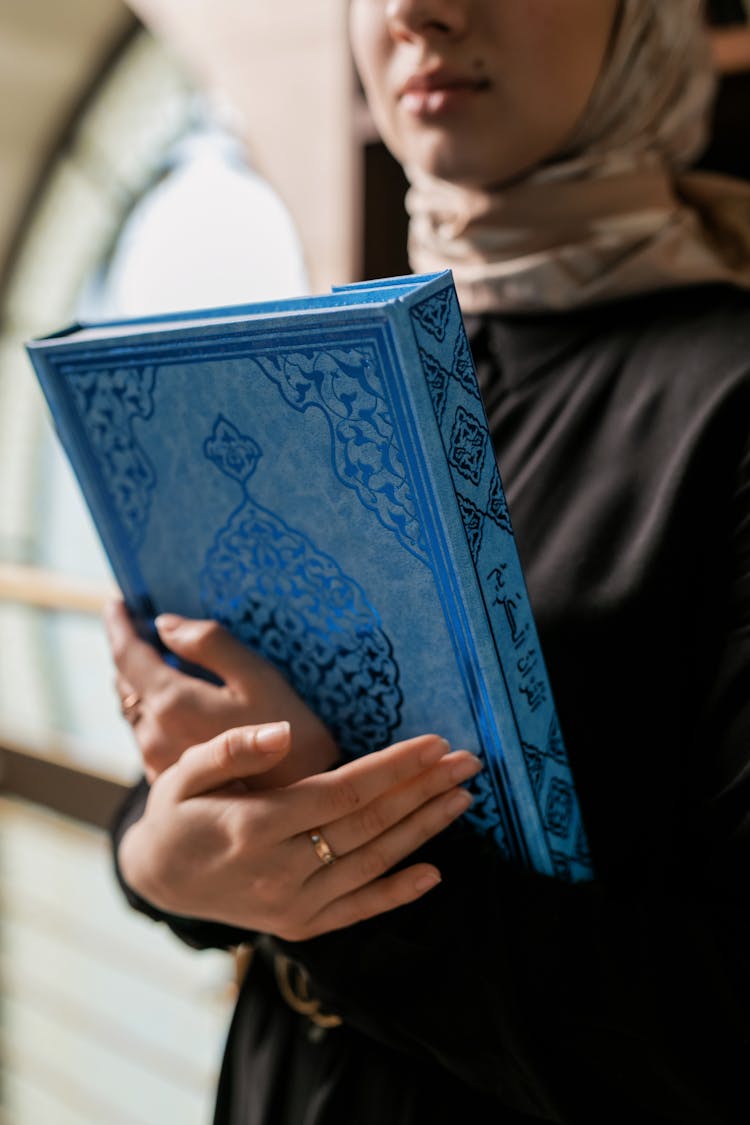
[0,1,747,1121]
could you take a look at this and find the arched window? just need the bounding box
[0,8,363,1120]
[0,16,340,798]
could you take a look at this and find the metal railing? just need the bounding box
[0,562,127,829]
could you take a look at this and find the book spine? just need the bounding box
[387,278,593,882]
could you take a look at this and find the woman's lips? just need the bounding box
[399,73,489,117]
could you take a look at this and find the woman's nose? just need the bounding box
[384,0,469,42]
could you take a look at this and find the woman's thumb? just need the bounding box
[173,722,291,799]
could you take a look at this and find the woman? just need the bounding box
[107,1,750,1121]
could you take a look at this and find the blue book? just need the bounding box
[26,270,593,881]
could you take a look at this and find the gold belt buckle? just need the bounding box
[273,953,343,1033]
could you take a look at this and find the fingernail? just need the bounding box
[154,614,184,634]
[419,736,450,767]
[414,870,441,893]
[446,789,473,816]
[449,753,483,782]
[254,721,290,753]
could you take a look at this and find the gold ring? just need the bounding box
[309,828,337,866]
[120,691,142,722]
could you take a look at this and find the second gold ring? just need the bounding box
[309,828,337,866]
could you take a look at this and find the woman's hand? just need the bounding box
[119,722,481,941]
[104,600,339,786]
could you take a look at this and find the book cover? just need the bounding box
[26,270,593,882]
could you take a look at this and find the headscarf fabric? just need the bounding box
[406,0,750,313]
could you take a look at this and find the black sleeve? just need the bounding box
[109,778,255,952]
[275,815,750,1125]
[277,423,750,1125]
[271,328,750,1125]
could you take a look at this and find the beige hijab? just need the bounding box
[406,0,750,313]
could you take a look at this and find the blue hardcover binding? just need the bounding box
[26,270,593,881]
